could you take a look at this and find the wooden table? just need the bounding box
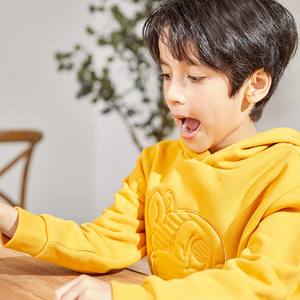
[0,244,147,299]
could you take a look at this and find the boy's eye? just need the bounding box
[188,76,204,83]
[159,73,172,80]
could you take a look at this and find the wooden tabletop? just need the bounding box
[0,243,147,299]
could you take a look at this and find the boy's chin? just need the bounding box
[183,139,209,154]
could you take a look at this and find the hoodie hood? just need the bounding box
[179,127,300,168]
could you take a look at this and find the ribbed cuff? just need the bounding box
[2,207,47,257]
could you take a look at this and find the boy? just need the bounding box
[1,0,300,299]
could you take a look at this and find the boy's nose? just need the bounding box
[164,81,186,105]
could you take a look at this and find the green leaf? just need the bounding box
[86,27,95,35]
[135,12,145,21]
[77,84,93,98]
[90,5,104,12]
[135,78,145,92]
[111,6,125,27]
[98,38,107,46]
[127,109,136,116]
[57,63,73,71]
[102,107,111,114]
[90,71,98,81]
[111,31,122,51]
[55,52,72,60]
[82,55,92,69]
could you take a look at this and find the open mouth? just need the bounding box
[180,118,201,134]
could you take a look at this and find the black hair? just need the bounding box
[143,0,298,121]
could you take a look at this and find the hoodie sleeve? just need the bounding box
[1,153,148,274]
[110,197,300,300]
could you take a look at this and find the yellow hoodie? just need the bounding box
[3,127,300,299]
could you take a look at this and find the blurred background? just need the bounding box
[0,0,300,225]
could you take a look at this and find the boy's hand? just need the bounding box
[0,203,19,238]
[54,275,113,300]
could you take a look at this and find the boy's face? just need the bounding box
[159,40,258,153]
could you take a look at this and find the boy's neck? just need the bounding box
[209,122,258,154]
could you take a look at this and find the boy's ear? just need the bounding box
[245,69,272,104]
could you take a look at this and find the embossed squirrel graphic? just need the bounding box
[147,190,226,279]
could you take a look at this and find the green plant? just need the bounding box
[55,0,174,151]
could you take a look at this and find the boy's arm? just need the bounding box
[0,203,19,239]
[1,185,147,273]
[1,152,148,274]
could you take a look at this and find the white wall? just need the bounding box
[0,0,140,224]
[0,0,300,225]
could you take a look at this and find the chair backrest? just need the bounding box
[0,130,42,208]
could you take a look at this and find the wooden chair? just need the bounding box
[0,130,42,208]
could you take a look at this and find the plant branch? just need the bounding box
[109,101,144,151]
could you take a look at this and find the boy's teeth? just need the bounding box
[182,120,192,133]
